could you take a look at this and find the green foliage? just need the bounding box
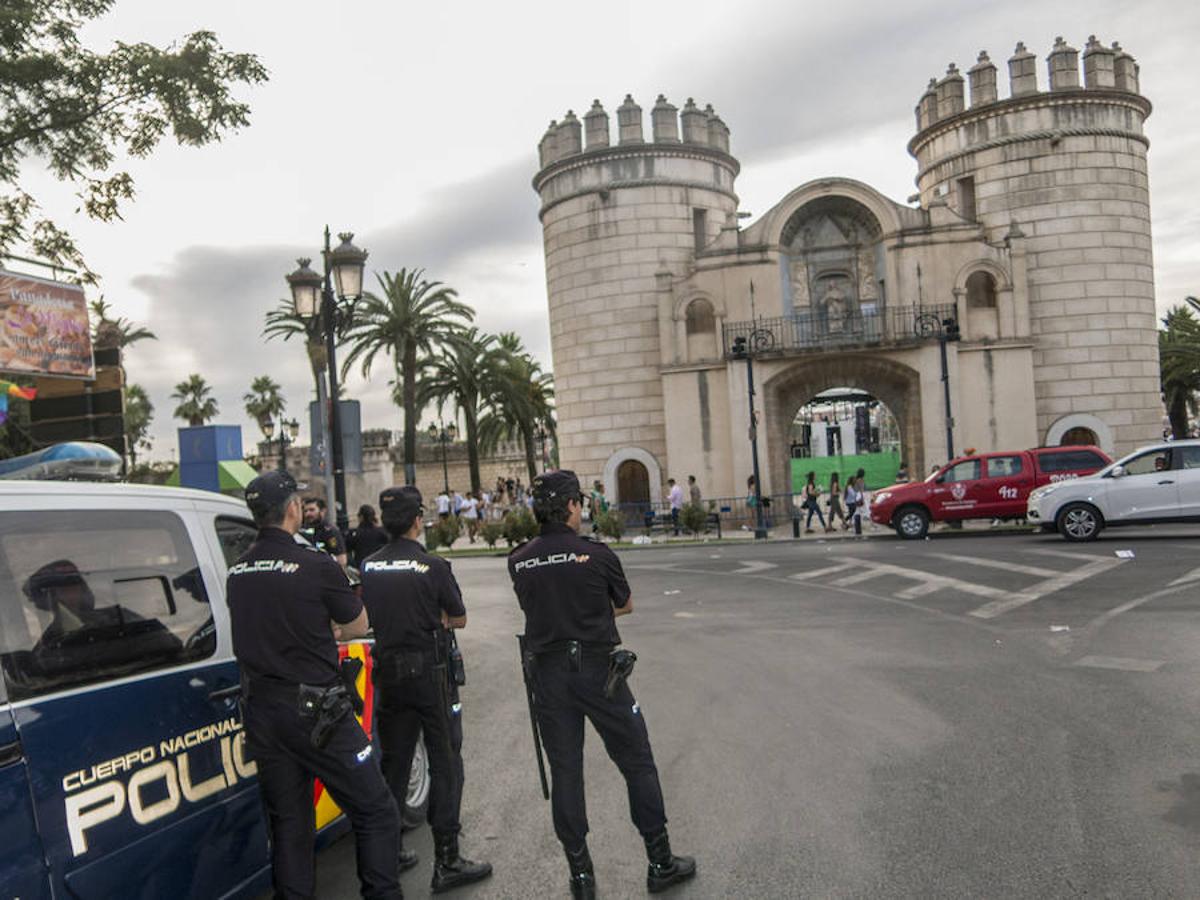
[426,514,462,551]
[502,507,538,546]
[480,521,504,549]
[123,383,153,466]
[594,508,625,541]
[126,460,174,485]
[0,1,267,281]
[171,373,218,426]
[680,501,708,535]
[243,375,285,430]
[263,298,326,398]
[90,298,156,348]
[1159,302,1200,438]
[477,331,556,482]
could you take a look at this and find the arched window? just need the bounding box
[684,298,718,360]
[965,271,997,309]
[1060,426,1098,447]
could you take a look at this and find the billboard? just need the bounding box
[0,268,94,378]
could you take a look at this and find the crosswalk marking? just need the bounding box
[1074,655,1164,673]
[732,560,779,574]
[1168,566,1200,587]
[825,558,1008,599]
[967,556,1125,619]
[937,553,1061,578]
[789,562,857,581]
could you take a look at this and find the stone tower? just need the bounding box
[533,95,740,492]
[909,36,1159,452]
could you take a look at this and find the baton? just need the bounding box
[516,634,550,800]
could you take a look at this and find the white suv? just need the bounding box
[1027,439,1200,541]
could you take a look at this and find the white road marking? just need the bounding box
[732,560,779,574]
[937,553,1061,578]
[1168,566,1200,587]
[968,556,1125,619]
[1028,548,1109,562]
[1074,655,1164,673]
[673,612,696,619]
[789,562,857,580]
[829,559,1008,599]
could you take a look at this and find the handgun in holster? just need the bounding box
[603,649,638,700]
[299,683,353,750]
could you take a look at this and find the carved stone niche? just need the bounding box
[790,260,810,308]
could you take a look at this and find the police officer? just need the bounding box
[301,496,347,565]
[508,470,696,898]
[227,471,402,900]
[361,486,493,894]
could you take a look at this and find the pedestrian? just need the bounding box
[301,496,348,566]
[227,471,402,900]
[846,469,867,536]
[461,490,480,543]
[802,471,829,534]
[361,486,494,894]
[666,478,684,536]
[508,470,696,898]
[347,504,390,569]
[827,472,847,530]
[589,481,609,533]
[436,489,451,521]
[894,460,910,483]
[687,475,701,506]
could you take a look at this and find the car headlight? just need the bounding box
[873,491,892,505]
[1029,485,1059,502]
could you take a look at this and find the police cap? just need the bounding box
[532,469,582,504]
[245,470,304,518]
[379,485,423,526]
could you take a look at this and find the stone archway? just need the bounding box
[762,354,923,496]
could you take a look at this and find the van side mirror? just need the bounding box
[1109,464,1126,478]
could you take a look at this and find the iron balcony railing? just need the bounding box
[723,303,958,358]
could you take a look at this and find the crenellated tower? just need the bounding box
[909,35,1158,451]
[533,95,740,492]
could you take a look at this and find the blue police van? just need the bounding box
[0,478,428,898]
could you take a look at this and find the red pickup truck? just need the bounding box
[869,445,1112,539]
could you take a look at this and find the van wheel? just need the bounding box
[894,506,930,540]
[1057,503,1103,542]
[403,735,431,829]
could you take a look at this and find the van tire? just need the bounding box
[403,735,431,829]
[1057,502,1103,542]
[894,506,930,540]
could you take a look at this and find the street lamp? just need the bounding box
[915,311,962,460]
[428,421,457,495]
[286,228,368,534]
[258,412,300,474]
[730,330,770,540]
[534,424,549,472]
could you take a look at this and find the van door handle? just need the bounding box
[1158,479,1175,485]
[208,684,242,703]
[0,740,24,767]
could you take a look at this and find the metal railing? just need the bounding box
[723,304,958,357]
[614,494,801,534]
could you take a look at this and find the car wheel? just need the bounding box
[403,734,431,829]
[1057,503,1103,542]
[894,506,930,540]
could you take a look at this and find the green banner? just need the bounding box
[791,451,901,493]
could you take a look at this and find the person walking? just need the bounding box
[508,471,696,898]
[347,504,390,569]
[827,473,847,530]
[802,471,829,534]
[227,472,402,900]
[461,491,480,544]
[361,486,493,894]
[687,475,701,506]
[846,470,867,536]
[436,489,451,521]
[666,478,684,536]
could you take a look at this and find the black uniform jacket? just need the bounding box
[302,520,346,558]
[226,527,362,686]
[360,538,466,654]
[507,523,631,652]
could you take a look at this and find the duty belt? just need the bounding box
[531,640,613,673]
[244,678,354,749]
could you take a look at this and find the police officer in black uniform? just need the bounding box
[361,486,493,894]
[227,471,402,900]
[302,496,347,565]
[508,470,696,898]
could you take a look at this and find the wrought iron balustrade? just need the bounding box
[723,304,958,358]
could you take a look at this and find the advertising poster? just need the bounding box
[0,268,94,378]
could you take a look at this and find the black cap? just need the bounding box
[245,471,304,518]
[531,469,582,504]
[23,559,91,610]
[379,486,423,526]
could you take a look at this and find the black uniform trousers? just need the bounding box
[531,648,667,850]
[376,657,465,837]
[244,693,402,900]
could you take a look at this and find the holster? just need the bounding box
[603,649,638,700]
[297,683,353,749]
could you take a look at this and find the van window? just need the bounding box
[215,516,258,567]
[986,456,1024,478]
[1038,449,1107,473]
[941,459,981,483]
[0,510,216,701]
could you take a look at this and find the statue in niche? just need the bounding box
[823,284,847,334]
[790,260,810,307]
[858,248,878,300]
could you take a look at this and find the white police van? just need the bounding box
[0,478,427,898]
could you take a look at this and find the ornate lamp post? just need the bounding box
[258,412,300,474]
[730,326,774,540]
[534,424,549,472]
[428,421,457,495]
[915,311,962,460]
[286,228,368,534]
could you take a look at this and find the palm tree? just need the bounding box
[124,384,154,467]
[341,268,474,484]
[243,375,286,430]
[419,328,503,493]
[263,299,326,399]
[480,334,556,481]
[89,298,157,349]
[171,374,219,427]
[1160,302,1200,438]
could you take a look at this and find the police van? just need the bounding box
[0,478,428,898]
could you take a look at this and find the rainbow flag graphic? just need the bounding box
[0,381,37,424]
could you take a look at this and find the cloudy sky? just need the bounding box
[22,0,1200,459]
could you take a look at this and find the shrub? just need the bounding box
[426,514,461,551]
[680,501,708,535]
[503,507,538,546]
[480,522,504,549]
[595,508,625,541]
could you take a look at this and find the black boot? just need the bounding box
[431,832,493,894]
[644,829,696,893]
[566,844,596,900]
[398,846,419,873]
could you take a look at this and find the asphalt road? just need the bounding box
[310,525,1200,898]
